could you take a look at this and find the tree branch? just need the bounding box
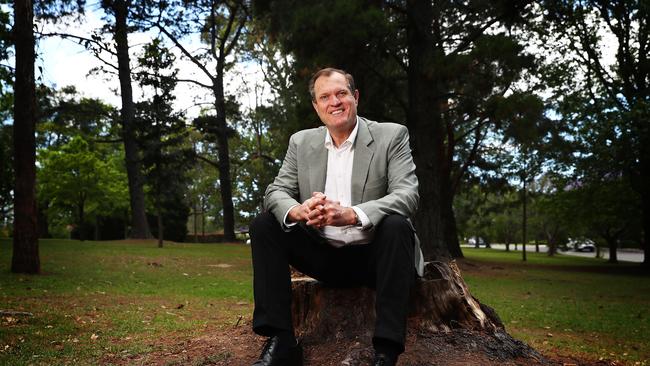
[37,32,117,56]
[156,22,216,85]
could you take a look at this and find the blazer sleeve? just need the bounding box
[355,126,419,226]
[264,133,301,224]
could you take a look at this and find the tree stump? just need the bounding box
[291,261,548,365]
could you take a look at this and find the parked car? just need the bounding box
[467,236,486,247]
[568,238,596,252]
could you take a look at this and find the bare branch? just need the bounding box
[452,120,486,194]
[197,154,219,168]
[38,32,116,56]
[156,22,216,85]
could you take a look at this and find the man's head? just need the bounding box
[309,68,359,135]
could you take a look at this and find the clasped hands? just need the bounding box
[287,192,356,228]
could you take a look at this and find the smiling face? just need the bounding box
[311,72,359,136]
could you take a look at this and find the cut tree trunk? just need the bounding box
[291,261,546,365]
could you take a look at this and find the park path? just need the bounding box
[461,244,644,263]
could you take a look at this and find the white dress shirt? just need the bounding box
[284,118,374,246]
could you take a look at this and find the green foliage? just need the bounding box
[455,185,522,246]
[0,3,13,235]
[37,86,120,148]
[134,38,192,242]
[539,0,650,258]
[0,123,12,234]
[37,136,129,239]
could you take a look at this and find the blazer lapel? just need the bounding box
[351,118,374,205]
[308,128,328,195]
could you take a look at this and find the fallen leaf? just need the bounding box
[90,334,98,341]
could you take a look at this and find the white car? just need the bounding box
[568,238,596,252]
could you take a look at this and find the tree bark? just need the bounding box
[37,200,50,239]
[522,176,527,262]
[157,204,163,248]
[113,0,151,239]
[11,0,40,274]
[606,236,618,264]
[78,196,85,241]
[406,0,451,261]
[641,194,650,271]
[213,81,236,242]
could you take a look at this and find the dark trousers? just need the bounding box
[250,212,416,350]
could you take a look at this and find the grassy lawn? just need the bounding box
[0,239,648,365]
[0,239,254,365]
[461,248,650,365]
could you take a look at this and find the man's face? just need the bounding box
[312,72,359,134]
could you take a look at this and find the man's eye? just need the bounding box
[337,90,348,97]
[319,95,328,102]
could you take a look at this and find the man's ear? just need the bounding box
[312,100,318,112]
[354,90,359,105]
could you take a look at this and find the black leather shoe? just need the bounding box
[252,336,303,366]
[372,353,396,366]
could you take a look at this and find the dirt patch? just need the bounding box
[99,320,618,366]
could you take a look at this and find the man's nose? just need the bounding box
[329,95,342,105]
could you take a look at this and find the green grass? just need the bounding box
[0,239,253,365]
[1,240,649,365]
[461,248,650,365]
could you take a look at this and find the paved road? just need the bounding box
[461,244,645,263]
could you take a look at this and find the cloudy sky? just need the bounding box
[34,6,267,120]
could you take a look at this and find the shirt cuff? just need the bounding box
[352,206,372,230]
[282,204,300,230]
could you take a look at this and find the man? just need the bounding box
[250,68,424,366]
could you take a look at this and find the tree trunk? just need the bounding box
[641,193,650,270]
[406,0,451,261]
[78,197,85,241]
[212,78,236,242]
[606,236,618,264]
[522,177,527,262]
[291,261,545,365]
[546,230,557,256]
[11,0,40,274]
[157,204,163,248]
[37,200,50,239]
[445,199,463,258]
[113,0,151,239]
[94,215,100,241]
[193,203,198,243]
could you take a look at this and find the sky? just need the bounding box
[34,6,268,121]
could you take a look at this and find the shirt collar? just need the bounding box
[324,116,359,150]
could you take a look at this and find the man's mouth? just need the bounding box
[331,109,344,115]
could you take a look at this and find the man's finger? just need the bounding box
[306,216,323,227]
[307,209,322,220]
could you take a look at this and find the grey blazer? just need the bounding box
[264,117,424,276]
